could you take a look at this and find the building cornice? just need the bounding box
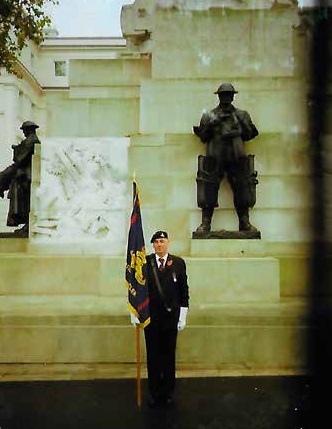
[41,86,69,91]
[41,37,126,50]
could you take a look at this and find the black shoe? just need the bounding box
[14,224,29,237]
[147,397,157,408]
[165,396,173,405]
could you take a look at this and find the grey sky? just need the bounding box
[44,0,135,37]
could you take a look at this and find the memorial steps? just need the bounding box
[0,237,311,380]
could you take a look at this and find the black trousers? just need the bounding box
[144,322,178,400]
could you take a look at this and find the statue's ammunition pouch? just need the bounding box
[196,155,219,208]
[234,154,258,208]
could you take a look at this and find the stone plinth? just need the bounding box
[0,255,126,297]
[0,252,279,303]
[192,229,261,240]
[187,256,279,303]
[0,295,309,372]
[190,238,266,257]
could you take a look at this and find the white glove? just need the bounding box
[177,307,188,331]
[130,313,140,325]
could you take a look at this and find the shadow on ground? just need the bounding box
[0,376,311,429]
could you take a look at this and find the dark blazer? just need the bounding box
[146,253,189,329]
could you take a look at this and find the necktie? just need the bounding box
[158,258,165,271]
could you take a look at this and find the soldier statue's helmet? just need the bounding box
[214,83,238,94]
[20,120,39,130]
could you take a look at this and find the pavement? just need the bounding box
[0,375,313,429]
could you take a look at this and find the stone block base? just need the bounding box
[0,296,309,375]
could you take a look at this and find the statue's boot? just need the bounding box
[236,208,257,232]
[196,208,214,233]
[14,223,29,237]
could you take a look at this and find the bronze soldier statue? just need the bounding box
[0,121,41,236]
[193,83,259,234]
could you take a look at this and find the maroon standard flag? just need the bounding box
[126,181,150,327]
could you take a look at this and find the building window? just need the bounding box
[54,60,67,77]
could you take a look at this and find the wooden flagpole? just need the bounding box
[136,324,142,408]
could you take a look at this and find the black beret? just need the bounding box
[150,230,168,243]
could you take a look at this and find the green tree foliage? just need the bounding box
[0,0,58,75]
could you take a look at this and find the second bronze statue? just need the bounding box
[0,121,41,236]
